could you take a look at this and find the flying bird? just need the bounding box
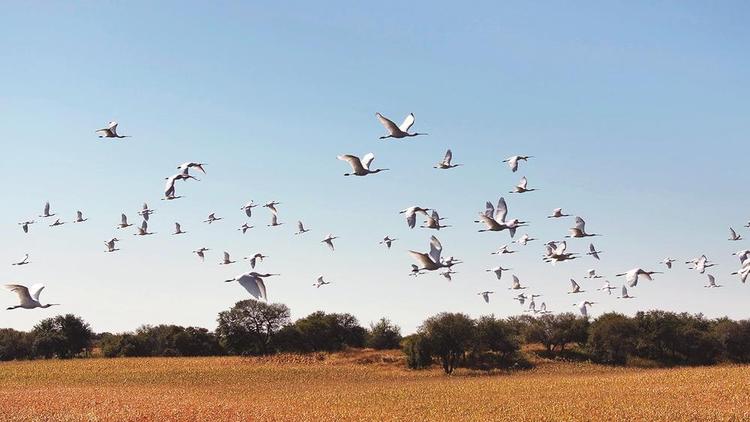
[510,176,537,193]
[486,266,511,280]
[177,162,207,176]
[513,234,536,246]
[219,251,236,265]
[509,275,527,290]
[566,217,600,238]
[313,276,331,288]
[138,203,155,221]
[661,258,676,269]
[597,280,617,295]
[400,206,430,229]
[295,221,310,235]
[225,272,279,301]
[338,153,388,176]
[263,201,281,214]
[478,291,494,303]
[4,284,58,310]
[321,234,338,251]
[238,223,254,234]
[586,269,603,279]
[96,121,129,138]
[440,270,457,281]
[576,301,595,317]
[568,279,585,294]
[104,238,120,253]
[193,248,209,261]
[615,268,662,287]
[618,286,635,299]
[244,253,268,269]
[379,236,397,249]
[11,254,30,266]
[491,245,515,255]
[268,214,283,227]
[39,202,55,218]
[421,210,450,230]
[587,243,602,260]
[502,155,532,173]
[434,149,461,169]
[704,274,722,288]
[729,227,742,241]
[49,219,65,227]
[18,221,34,233]
[547,208,570,218]
[204,213,222,224]
[117,214,133,229]
[408,236,448,272]
[73,211,87,223]
[134,220,155,236]
[241,201,257,218]
[375,112,427,139]
[173,223,186,235]
[409,264,426,277]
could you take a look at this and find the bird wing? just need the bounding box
[337,154,365,173]
[495,197,508,222]
[376,113,400,135]
[730,227,738,238]
[570,279,580,290]
[508,156,518,172]
[297,221,304,232]
[512,275,520,288]
[443,149,452,165]
[484,201,495,218]
[77,211,83,220]
[361,153,375,170]
[406,212,417,229]
[555,241,568,255]
[223,251,230,261]
[429,236,443,263]
[575,217,586,231]
[29,284,45,301]
[518,177,528,189]
[141,220,148,231]
[44,202,50,215]
[399,113,415,132]
[175,223,181,232]
[237,274,264,300]
[622,286,628,296]
[5,284,34,306]
[271,214,278,225]
[409,251,434,268]
[707,274,715,286]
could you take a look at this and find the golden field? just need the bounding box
[0,350,749,421]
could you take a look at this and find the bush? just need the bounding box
[367,318,403,350]
[419,312,475,374]
[588,313,639,365]
[713,319,750,363]
[523,313,588,354]
[31,314,93,359]
[292,311,367,352]
[0,328,34,361]
[401,334,431,369]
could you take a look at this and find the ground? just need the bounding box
[0,349,748,421]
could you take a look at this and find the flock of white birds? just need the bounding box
[5,115,750,320]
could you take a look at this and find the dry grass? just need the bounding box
[0,350,749,421]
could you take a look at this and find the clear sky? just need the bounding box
[1,2,748,334]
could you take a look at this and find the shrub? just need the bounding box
[367,318,402,350]
[401,334,431,369]
[419,312,475,374]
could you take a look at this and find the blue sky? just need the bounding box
[1,2,748,333]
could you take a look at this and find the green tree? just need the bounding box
[588,313,639,364]
[367,318,402,350]
[419,312,475,374]
[31,314,93,359]
[216,300,291,355]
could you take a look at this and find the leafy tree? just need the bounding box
[31,314,93,359]
[419,312,475,374]
[216,300,291,355]
[713,319,750,363]
[523,313,588,354]
[0,328,34,361]
[588,313,639,364]
[292,311,367,352]
[473,315,520,359]
[367,318,402,350]
[401,334,431,369]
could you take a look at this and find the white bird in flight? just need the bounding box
[338,153,388,176]
[587,243,603,260]
[238,223,254,234]
[134,220,155,236]
[566,217,600,238]
[502,155,532,173]
[478,291,494,303]
[440,270,457,281]
[138,203,155,221]
[219,251,236,265]
[18,220,34,233]
[193,248,209,261]
[568,279,585,294]
[400,206,430,229]
[12,254,30,266]
[434,149,462,169]
[661,258,676,269]
[704,274,722,288]
[547,208,570,218]
[513,234,536,246]
[96,121,130,138]
[177,162,207,176]
[313,276,331,288]
[39,202,55,218]
[375,112,427,139]
[49,219,65,227]
[586,269,602,279]
[615,268,662,287]
[597,280,617,295]
[104,238,120,253]
[241,201,257,218]
[263,201,281,215]
[268,214,283,227]
[618,286,635,299]
[321,234,338,251]
[509,275,527,290]
[510,176,537,194]
[379,236,397,249]
[486,266,511,280]
[421,210,450,230]
[295,221,310,235]
[729,227,742,241]
[204,213,222,224]
[576,301,595,317]
[73,211,88,223]
[244,253,268,269]
[409,236,448,272]
[5,284,59,310]
[173,223,186,235]
[491,244,515,255]
[225,272,279,301]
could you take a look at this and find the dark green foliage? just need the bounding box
[216,300,291,355]
[419,312,475,374]
[291,311,367,352]
[401,334,432,369]
[100,326,222,357]
[588,312,639,365]
[31,314,93,359]
[522,313,589,354]
[367,318,403,350]
[0,328,34,361]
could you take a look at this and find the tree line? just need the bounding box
[1,300,749,374]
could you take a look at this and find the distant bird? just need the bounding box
[238,223,254,234]
[163,173,197,200]
[295,221,310,235]
[193,248,209,261]
[375,112,426,139]
[204,213,222,224]
[525,298,537,313]
[476,197,527,238]
[543,241,578,264]
[96,121,129,138]
[730,260,750,284]
[409,264,426,277]
[313,276,331,288]
[173,223,186,235]
[538,302,551,314]
[486,266,511,280]
[177,162,207,176]
[4,284,58,310]
[586,269,603,279]
[219,251,236,265]
[661,258,676,269]
[338,153,388,176]
[241,201,257,218]
[421,210,450,230]
[104,238,120,253]
[409,236,448,272]
[379,236,397,249]
[263,201,281,214]
[597,280,617,295]
[687,255,715,274]
[478,291,494,303]
[587,243,602,260]
[225,272,279,301]
[138,203,155,221]
[618,286,635,299]
[244,253,268,269]
[11,254,30,266]
[134,220,155,236]
[615,268,662,287]
[566,217,600,238]
[513,234,536,246]
[513,293,528,305]
[502,155,532,173]
[704,274,722,288]
[117,214,133,229]
[568,279,584,294]
[49,219,65,227]
[732,249,750,265]
[547,208,570,218]
[491,244,515,255]
[510,176,537,193]
[18,221,34,233]
[729,227,742,241]
[434,149,461,169]
[440,270,457,281]
[39,202,55,218]
[73,211,87,223]
[509,275,527,290]
[400,206,430,229]
[576,301,595,317]
[321,234,338,251]
[268,214,283,227]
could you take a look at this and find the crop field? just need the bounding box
[0,350,749,421]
